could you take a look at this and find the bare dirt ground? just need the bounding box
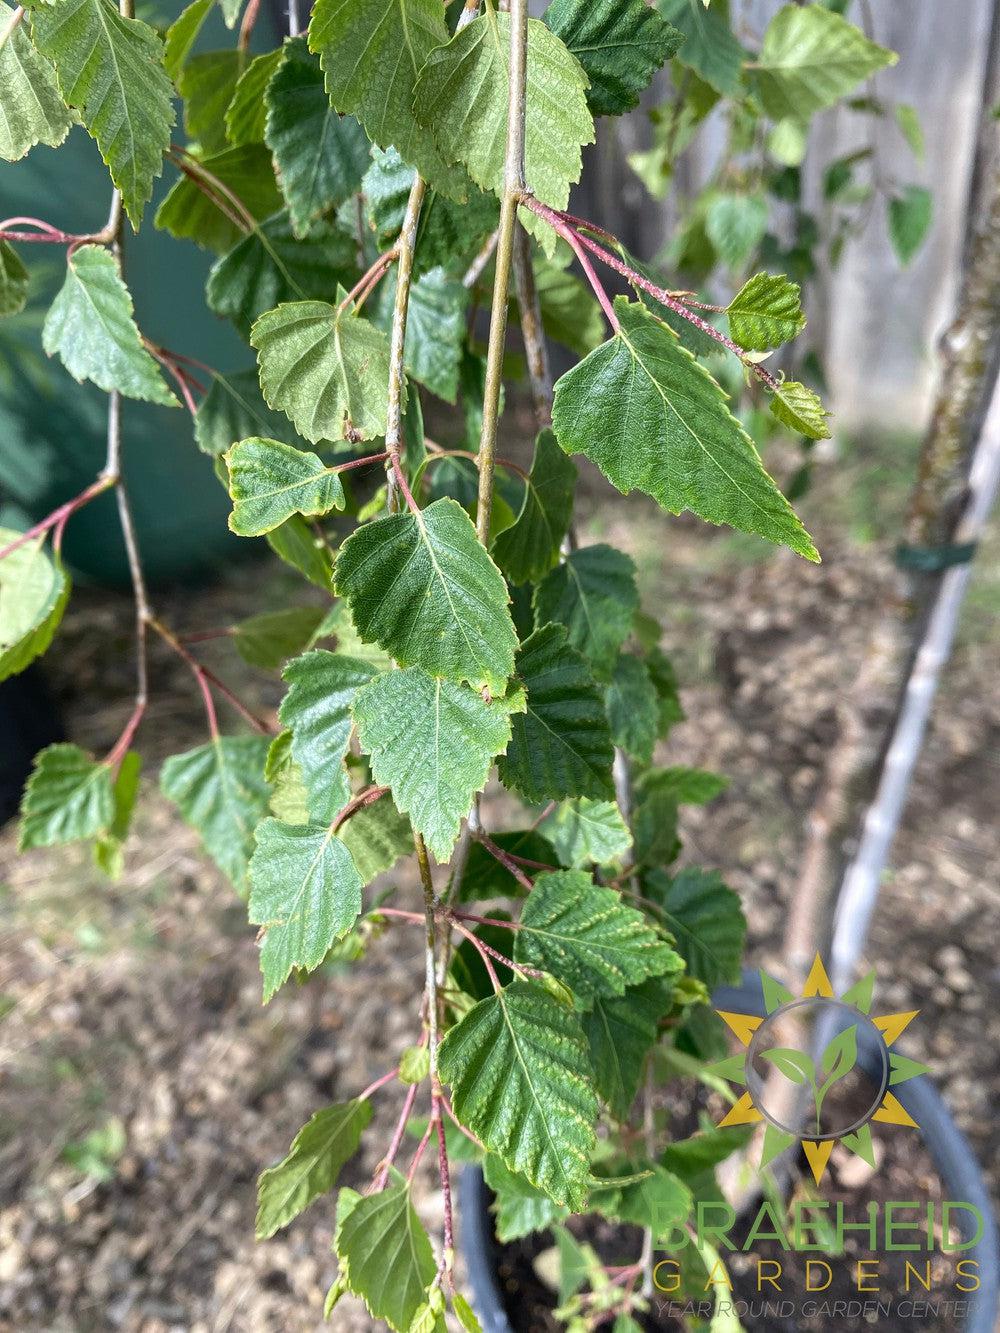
[1,434,998,1331]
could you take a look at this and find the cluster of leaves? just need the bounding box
[631,0,931,497]
[0,0,905,1327]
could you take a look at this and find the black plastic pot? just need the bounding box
[459,973,1000,1333]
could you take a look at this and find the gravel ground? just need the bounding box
[1,441,998,1332]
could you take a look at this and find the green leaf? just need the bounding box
[760,1046,814,1085]
[179,50,244,154]
[279,650,376,823]
[544,0,683,117]
[266,514,336,593]
[256,1098,371,1238]
[413,8,594,213]
[251,299,392,445]
[727,272,805,352]
[335,497,517,693]
[374,265,467,403]
[647,645,685,736]
[493,430,576,586]
[533,254,605,358]
[208,213,358,339]
[0,0,72,162]
[499,623,614,804]
[264,39,370,237]
[605,653,658,764]
[439,980,598,1209]
[353,666,520,862]
[248,817,365,1000]
[398,1044,430,1084]
[18,743,114,851]
[93,749,141,879]
[895,103,924,161]
[308,0,464,198]
[232,606,326,672]
[770,378,831,440]
[155,144,283,253]
[226,437,346,536]
[752,3,897,121]
[540,798,631,869]
[582,978,675,1119]
[552,298,818,561]
[483,1155,568,1242]
[335,1172,438,1332]
[533,544,639,678]
[266,731,310,825]
[225,47,283,145]
[163,0,212,81]
[657,0,746,95]
[452,1293,484,1333]
[632,785,680,869]
[652,866,746,989]
[596,1163,691,1237]
[41,246,176,405]
[638,765,728,806]
[218,0,243,29]
[339,791,413,884]
[0,530,69,683]
[888,185,932,266]
[160,737,272,893]
[661,1123,752,1185]
[705,193,768,270]
[32,0,174,227]
[516,870,679,1005]
[194,367,309,457]
[363,147,499,277]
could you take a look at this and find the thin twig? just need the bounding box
[337,249,398,314]
[237,0,261,51]
[462,229,499,289]
[0,476,115,563]
[148,618,271,737]
[451,921,502,993]
[474,829,534,891]
[358,1067,400,1103]
[332,785,388,834]
[554,208,782,392]
[372,1080,420,1192]
[512,222,552,426]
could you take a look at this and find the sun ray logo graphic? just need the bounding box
[710,955,929,1184]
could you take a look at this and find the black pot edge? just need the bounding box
[458,973,1000,1333]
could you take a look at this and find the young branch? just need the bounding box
[148,618,272,738]
[332,785,389,834]
[372,1080,420,1193]
[512,223,553,427]
[0,475,115,563]
[475,0,529,544]
[474,829,534,892]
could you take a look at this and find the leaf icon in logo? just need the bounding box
[760,1046,815,1086]
[815,1024,858,1130]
